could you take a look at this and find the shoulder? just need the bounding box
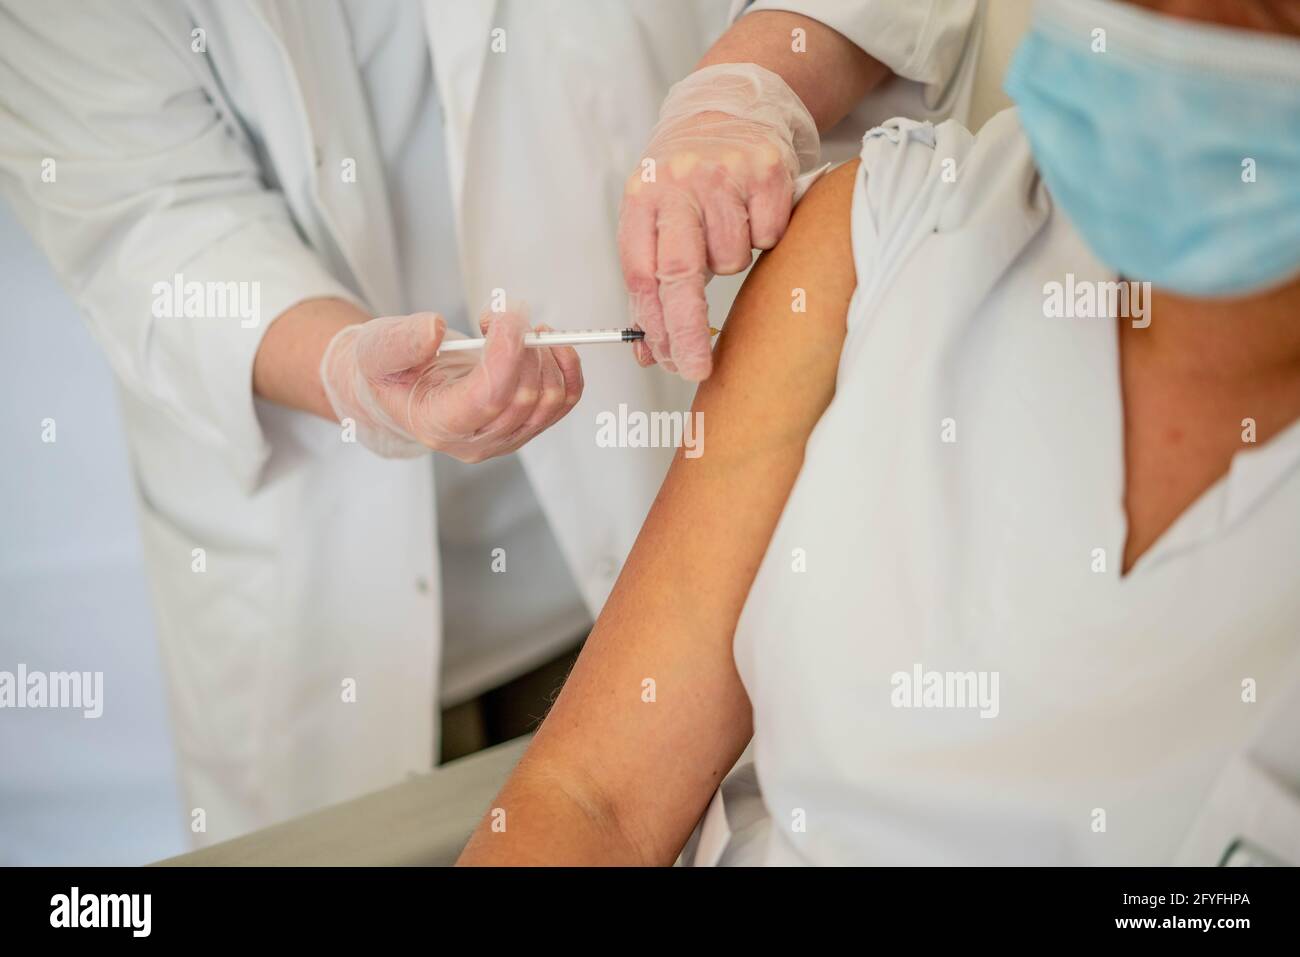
[856,110,1041,231]
[848,109,1049,290]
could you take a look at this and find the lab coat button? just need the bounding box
[415,577,430,595]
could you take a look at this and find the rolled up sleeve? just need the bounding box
[732,0,980,100]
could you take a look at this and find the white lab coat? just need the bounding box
[0,0,980,842]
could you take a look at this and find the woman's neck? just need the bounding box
[1115,273,1300,574]
[1127,276,1300,383]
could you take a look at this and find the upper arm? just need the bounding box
[495,160,861,864]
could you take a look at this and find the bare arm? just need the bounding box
[458,160,860,866]
[252,298,369,421]
[698,11,890,132]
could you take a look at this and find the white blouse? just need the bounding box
[714,111,1300,866]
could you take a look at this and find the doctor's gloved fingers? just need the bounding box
[442,328,542,456]
[490,349,568,455]
[746,165,795,251]
[654,205,711,378]
[521,336,579,432]
[320,317,442,458]
[618,197,666,368]
[528,324,583,415]
[659,275,713,382]
[487,341,547,440]
[632,335,654,367]
[548,340,584,412]
[465,311,533,419]
[700,185,755,275]
[407,314,531,445]
[354,312,446,381]
[483,330,584,456]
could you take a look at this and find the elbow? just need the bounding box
[459,755,662,867]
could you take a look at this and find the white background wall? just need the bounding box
[0,203,186,865]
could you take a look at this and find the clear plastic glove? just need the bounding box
[320,307,583,462]
[619,63,820,381]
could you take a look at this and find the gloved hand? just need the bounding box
[619,62,820,381]
[320,307,583,462]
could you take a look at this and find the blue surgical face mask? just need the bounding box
[1004,0,1300,298]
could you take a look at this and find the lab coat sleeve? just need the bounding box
[0,0,364,491]
[730,0,980,101]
